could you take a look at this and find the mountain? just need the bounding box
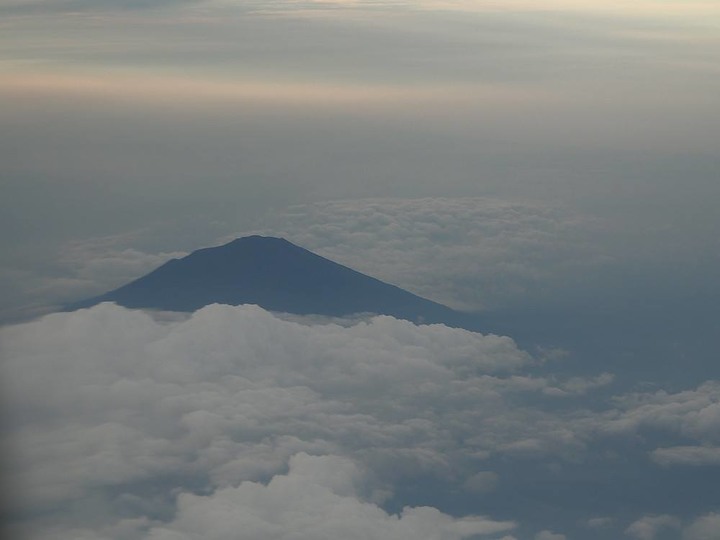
[68,236,471,326]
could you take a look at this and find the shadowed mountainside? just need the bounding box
[68,236,474,327]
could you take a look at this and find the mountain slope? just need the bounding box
[69,236,470,326]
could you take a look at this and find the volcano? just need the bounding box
[69,236,470,326]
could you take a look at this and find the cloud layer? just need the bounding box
[248,197,610,312]
[146,453,515,540]
[2,303,719,539]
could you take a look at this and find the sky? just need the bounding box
[1,0,720,539]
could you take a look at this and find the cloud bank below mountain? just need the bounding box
[2,303,720,539]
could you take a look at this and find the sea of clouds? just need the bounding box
[2,302,719,539]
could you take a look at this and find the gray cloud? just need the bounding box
[1,303,536,537]
[587,517,614,529]
[651,446,720,467]
[534,532,566,540]
[4,303,719,539]
[145,453,515,540]
[463,471,499,494]
[683,512,720,540]
[605,382,720,446]
[0,245,185,324]
[248,197,610,312]
[242,196,720,348]
[623,512,720,540]
[625,515,681,540]
[542,373,615,397]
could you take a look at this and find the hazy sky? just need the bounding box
[2,0,719,319]
[2,1,720,539]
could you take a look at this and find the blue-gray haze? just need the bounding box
[1,1,719,539]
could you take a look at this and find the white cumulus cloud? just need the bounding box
[0,303,538,538]
[146,453,515,540]
[2,302,715,539]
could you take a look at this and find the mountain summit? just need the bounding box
[69,236,468,325]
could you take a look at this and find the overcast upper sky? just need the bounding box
[1,1,719,539]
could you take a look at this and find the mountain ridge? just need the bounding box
[68,235,473,328]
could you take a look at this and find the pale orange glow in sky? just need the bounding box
[451,0,713,18]
[0,71,549,109]
[280,0,720,19]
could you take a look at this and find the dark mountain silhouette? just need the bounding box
[68,236,473,327]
